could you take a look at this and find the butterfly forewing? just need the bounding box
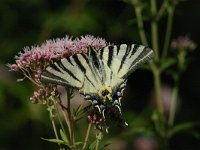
[41,49,105,95]
[77,50,104,94]
[99,44,154,79]
[41,56,85,89]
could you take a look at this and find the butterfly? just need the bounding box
[40,44,154,128]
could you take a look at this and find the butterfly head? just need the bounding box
[98,86,112,103]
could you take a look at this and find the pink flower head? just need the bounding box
[9,35,108,84]
[87,106,105,126]
[30,86,60,104]
[73,35,107,53]
[171,36,197,51]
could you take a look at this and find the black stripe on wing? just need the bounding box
[67,57,73,66]
[107,46,114,67]
[80,53,90,65]
[73,55,86,74]
[41,69,69,86]
[85,75,96,88]
[56,60,81,82]
[130,47,154,68]
[123,47,154,78]
[99,46,105,60]
[88,47,105,81]
[129,44,139,58]
[116,45,120,55]
[117,44,132,73]
[72,53,101,89]
[49,63,62,73]
[89,47,101,71]
[75,53,100,87]
[40,56,84,88]
[79,53,99,82]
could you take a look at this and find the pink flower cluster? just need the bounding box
[30,86,60,104]
[9,35,107,83]
[87,107,104,126]
[171,36,197,51]
[73,35,108,53]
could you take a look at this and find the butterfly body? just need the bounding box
[41,44,154,128]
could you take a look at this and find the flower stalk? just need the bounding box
[168,85,178,126]
[135,6,148,46]
[150,0,159,61]
[162,5,175,61]
[131,1,197,145]
[153,68,164,115]
[51,117,60,145]
[66,88,75,146]
[82,122,92,150]
[95,132,103,150]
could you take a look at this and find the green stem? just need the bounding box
[153,69,164,115]
[56,103,67,138]
[82,123,92,150]
[71,119,75,146]
[61,107,72,142]
[178,51,186,72]
[48,98,61,149]
[155,1,167,21]
[168,85,178,126]
[135,6,148,46]
[66,88,75,146]
[59,88,74,147]
[51,118,59,141]
[95,132,103,150]
[50,115,61,149]
[150,0,159,61]
[162,6,175,61]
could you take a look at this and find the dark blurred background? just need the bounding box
[0,0,200,149]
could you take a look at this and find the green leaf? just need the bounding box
[60,129,68,144]
[77,105,85,116]
[168,122,199,137]
[74,116,84,122]
[41,138,65,144]
[76,105,82,113]
[74,141,83,146]
[160,58,176,71]
[100,143,112,150]
[72,108,76,116]
[42,137,71,148]
[73,105,85,122]
[73,105,83,116]
[89,140,97,150]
